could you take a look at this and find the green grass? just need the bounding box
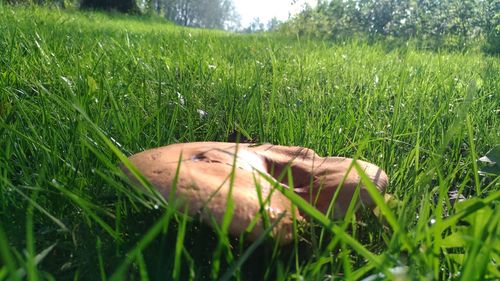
[1,5,499,280]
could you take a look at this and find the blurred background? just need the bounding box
[2,0,498,53]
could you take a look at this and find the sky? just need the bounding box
[232,0,317,28]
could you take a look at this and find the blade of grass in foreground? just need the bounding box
[50,180,121,241]
[136,252,151,281]
[310,182,363,277]
[211,145,240,279]
[219,211,288,281]
[173,206,189,281]
[434,188,500,232]
[354,161,412,252]
[460,202,499,280]
[14,243,57,281]
[110,153,187,280]
[257,171,387,276]
[96,237,106,281]
[26,191,38,281]
[466,115,481,195]
[109,209,177,281]
[42,90,164,210]
[72,103,168,207]
[0,224,17,279]
[8,182,69,232]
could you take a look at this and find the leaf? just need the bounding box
[478,145,500,176]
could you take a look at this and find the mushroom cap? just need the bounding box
[122,142,388,244]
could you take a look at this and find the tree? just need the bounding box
[144,0,162,14]
[482,0,500,54]
[281,0,498,52]
[162,0,237,29]
[266,17,281,31]
[80,0,138,13]
[243,17,264,33]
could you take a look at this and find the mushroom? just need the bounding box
[122,142,388,244]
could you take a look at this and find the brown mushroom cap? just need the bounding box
[122,142,388,244]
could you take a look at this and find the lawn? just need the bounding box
[0,5,498,280]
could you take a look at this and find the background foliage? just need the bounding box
[3,0,499,53]
[281,0,500,53]
[2,0,239,29]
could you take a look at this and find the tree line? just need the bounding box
[3,0,239,30]
[3,0,498,53]
[146,0,239,29]
[280,0,499,53]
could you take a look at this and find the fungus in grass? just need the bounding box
[122,142,388,244]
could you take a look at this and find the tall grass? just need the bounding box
[0,5,498,280]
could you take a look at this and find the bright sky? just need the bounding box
[233,0,317,28]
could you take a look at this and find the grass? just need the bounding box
[0,4,499,280]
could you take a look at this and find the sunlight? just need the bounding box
[233,0,316,27]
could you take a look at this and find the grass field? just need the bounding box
[0,5,499,280]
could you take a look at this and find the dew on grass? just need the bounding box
[86,136,98,146]
[197,109,207,119]
[110,136,122,148]
[176,91,185,105]
[61,76,72,87]
[61,262,72,271]
[390,266,408,278]
[64,160,76,172]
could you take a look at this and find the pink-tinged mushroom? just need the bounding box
[122,142,388,244]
